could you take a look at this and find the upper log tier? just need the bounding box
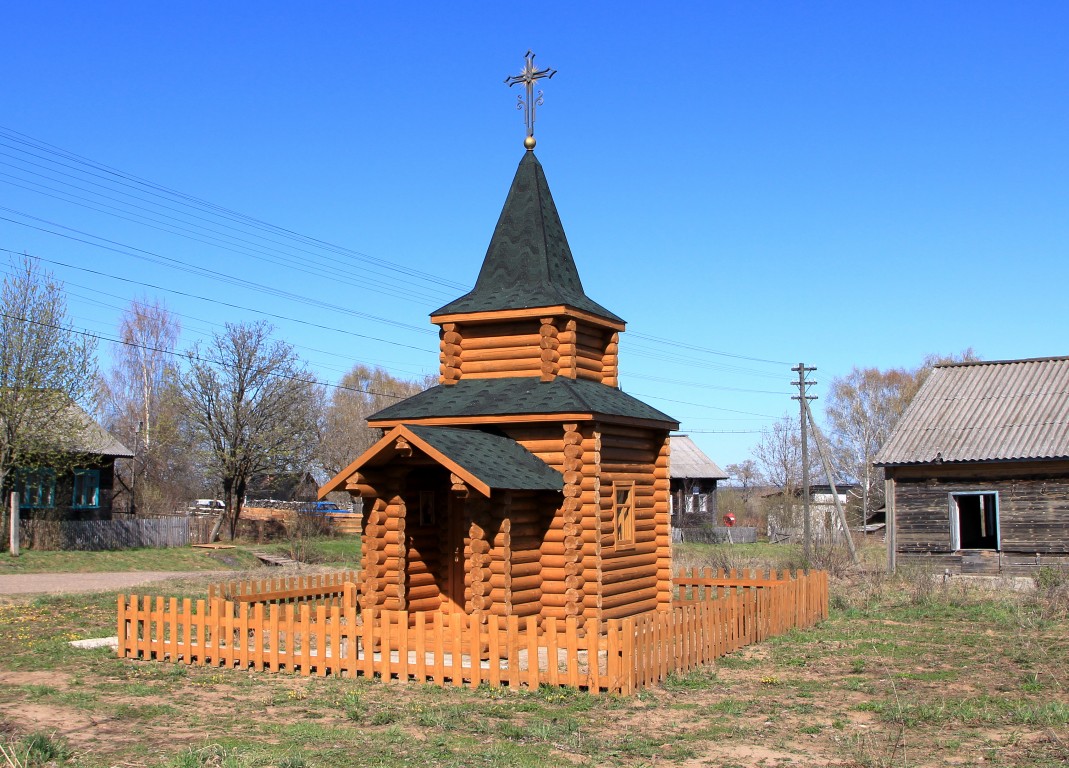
[437,315,620,386]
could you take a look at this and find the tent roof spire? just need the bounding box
[432,151,623,323]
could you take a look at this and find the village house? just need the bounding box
[875,356,1069,574]
[11,404,132,520]
[763,484,857,544]
[320,143,679,624]
[669,434,729,525]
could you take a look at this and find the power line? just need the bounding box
[0,309,418,401]
[627,391,781,418]
[3,248,435,353]
[0,124,793,373]
[0,216,435,335]
[625,371,790,395]
[0,126,468,294]
[0,166,452,305]
[630,332,790,366]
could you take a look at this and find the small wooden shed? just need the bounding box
[320,149,678,622]
[875,356,1069,574]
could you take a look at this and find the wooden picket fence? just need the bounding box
[207,570,360,609]
[117,568,827,694]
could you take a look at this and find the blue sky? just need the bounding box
[3,2,1067,469]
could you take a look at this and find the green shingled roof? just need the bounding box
[371,377,678,426]
[405,425,563,491]
[432,152,624,324]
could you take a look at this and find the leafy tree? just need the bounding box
[98,298,192,515]
[0,256,97,517]
[317,364,433,478]
[180,321,322,540]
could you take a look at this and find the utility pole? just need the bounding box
[792,364,817,561]
[802,397,858,564]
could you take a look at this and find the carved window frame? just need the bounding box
[613,480,635,549]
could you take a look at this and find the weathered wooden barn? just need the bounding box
[669,434,729,525]
[320,149,679,622]
[875,356,1069,574]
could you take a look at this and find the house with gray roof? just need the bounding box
[875,356,1069,574]
[12,403,133,521]
[669,435,729,525]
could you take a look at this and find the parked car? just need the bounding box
[300,500,349,514]
[187,499,225,514]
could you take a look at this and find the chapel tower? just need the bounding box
[320,54,677,623]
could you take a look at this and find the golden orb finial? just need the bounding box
[524,135,537,151]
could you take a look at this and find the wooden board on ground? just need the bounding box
[252,551,302,567]
[192,543,236,550]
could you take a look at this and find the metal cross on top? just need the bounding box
[505,51,556,150]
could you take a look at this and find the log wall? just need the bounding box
[347,421,670,624]
[436,315,619,385]
[595,423,669,619]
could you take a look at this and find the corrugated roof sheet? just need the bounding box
[874,356,1069,466]
[670,435,728,480]
[68,405,134,458]
[370,377,678,427]
[406,425,563,491]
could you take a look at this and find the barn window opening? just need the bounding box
[614,481,635,548]
[950,492,999,550]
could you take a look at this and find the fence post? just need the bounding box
[8,492,19,556]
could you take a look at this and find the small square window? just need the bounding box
[72,469,100,509]
[419,491,435,526]
[613,481,635,548]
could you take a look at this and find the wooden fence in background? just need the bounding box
[118,568,827,694]
[20,515,209,551]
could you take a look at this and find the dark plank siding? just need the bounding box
[893,469,1069,555]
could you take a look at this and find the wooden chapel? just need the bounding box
[319,63,678,624]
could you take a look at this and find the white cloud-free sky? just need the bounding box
[3,2,1067,469]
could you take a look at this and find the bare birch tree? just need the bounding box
[0,256,97,514]
[180,321,322,541]
[751,415,804,533]
[98,298,191,515]
[824,350,979,525]
[317,364,433,478]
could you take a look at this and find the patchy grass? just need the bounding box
[0,535,361,574]
[260,536,362,568]
[0,552,1066,767]
[0,545,260,574]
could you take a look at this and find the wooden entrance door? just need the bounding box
[443,494,467,612]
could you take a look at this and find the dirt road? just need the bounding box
[0,571,229,595]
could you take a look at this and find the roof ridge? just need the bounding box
[937,355,1069,368]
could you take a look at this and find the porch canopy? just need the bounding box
[319,424,563,499]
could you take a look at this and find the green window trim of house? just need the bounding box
[17,468,56,509]
[72,469,101,509]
